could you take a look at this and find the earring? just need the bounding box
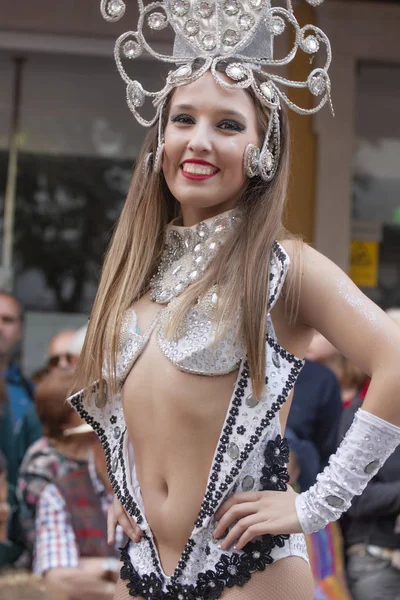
[259,108,280,182]
[244,144,260,178]
[259,150,275,181]
[153,142,164,174]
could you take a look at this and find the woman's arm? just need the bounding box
[297,243,400,425]
[214,244,400,546]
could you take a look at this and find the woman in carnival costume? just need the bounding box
[70,1,400,598]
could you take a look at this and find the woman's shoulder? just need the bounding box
[269,239,314,358]
[276,237,307,261]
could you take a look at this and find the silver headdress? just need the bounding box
[100,0,332,180]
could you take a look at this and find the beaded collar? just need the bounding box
[150,209,239,304]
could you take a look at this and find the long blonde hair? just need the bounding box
[76,65,301,400]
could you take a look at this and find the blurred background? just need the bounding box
[0,0,399,374]
[0,2,399,599]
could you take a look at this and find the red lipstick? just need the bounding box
[181,159,219,181]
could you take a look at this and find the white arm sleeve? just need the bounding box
[295,408,400,534]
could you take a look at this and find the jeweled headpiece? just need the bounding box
[100,0,332,180]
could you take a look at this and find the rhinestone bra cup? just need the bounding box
[115,212,296,383]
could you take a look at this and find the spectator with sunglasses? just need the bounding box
[47,330,79,373]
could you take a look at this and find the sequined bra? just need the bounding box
[115,211,290,388]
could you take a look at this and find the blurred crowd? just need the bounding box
[0,289,399,600]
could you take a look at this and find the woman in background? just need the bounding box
[17,370,93,561]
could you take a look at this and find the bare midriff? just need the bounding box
[121,294,238,576]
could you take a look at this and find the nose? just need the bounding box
[58,356,71,370]
[187,121,213,155]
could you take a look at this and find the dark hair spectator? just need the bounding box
[35,370,77,439]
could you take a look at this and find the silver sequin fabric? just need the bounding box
[296,408,400,534]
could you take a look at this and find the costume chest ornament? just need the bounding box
[150,211,238,304]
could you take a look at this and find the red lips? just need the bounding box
[181,158,219,181]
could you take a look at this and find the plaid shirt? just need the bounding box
[33,456,122,575]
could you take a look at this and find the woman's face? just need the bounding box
[162,71,260,222]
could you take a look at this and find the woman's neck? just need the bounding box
[180,204,237,227]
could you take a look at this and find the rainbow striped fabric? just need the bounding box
[306,522,352,600]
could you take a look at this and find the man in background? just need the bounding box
[0,292,38,434]
[0,292,41,487]
[47,330,78,374]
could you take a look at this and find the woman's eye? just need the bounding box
[171,114,194,125]
[218,120,245,132]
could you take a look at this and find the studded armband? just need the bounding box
[295,409,400,534]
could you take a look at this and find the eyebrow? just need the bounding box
[171,103,247,121]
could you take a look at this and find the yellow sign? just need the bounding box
[350,240,379,288]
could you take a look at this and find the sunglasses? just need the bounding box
[47,353,79,369]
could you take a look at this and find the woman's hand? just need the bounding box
[107,495,143,544]
[213,487,302,551]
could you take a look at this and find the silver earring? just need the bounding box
[153,142,164,174]
[259,150,275,181]
[244,144,260,178]
[259,109,280,182]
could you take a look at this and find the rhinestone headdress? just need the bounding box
[101,0,332,180]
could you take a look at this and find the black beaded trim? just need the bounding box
[118,432,293,599]
[119,429,143,525]
[69,387,144,526]
[143,532,166,581]
[194,359,248,528]
[268,241,288,310]
[170,537,196,585]
[120,531,288,600]
[117,434,171,580]
[195,339,303,527]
